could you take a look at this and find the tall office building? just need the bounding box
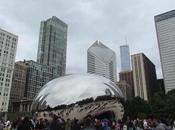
[87,40,117,82]
[37,16,68,76]
[117,81,133,100]
[0,28,18,112]
[120,45,131,72]
[119,70,134,98]
[24,60,58,100]
[10,60,57,101]
[131,53,158,101]
[157,79,165,93]
[8,61,28,112]
[9,16,68,112]
[155,10,175,93]
[9,60,58,112]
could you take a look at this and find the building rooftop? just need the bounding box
[155,9,175,22]
[46,16,68,27]
[88,40,116,63]
[0,27,18,38]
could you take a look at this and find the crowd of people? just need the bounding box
[0,115,175,130]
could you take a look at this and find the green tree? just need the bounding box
[165,89,175,118]
[151,91,166,117]
[123,97,152,119]
[151,89,175,119]
[122,90,175,120]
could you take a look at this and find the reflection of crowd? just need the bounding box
[0,115,175,130]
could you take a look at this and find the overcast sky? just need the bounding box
[0,0,175,79]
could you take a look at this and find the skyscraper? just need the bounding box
[8,61,28,112]
[131,53,158,101]
[120,45,131,72]
[9,62,28,105]
[24,60,58,100]
[37,16,68,76]
[119,70,134,99]
[155,10,175,93]
[87,40,117,82]
[9,16,68,112]
[117,81,133,100]
[9,60,58,112]
[0,28,18,112]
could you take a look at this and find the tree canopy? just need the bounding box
[123,89,175,120]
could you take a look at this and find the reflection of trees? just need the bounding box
[76,97,94,105]
[37,95,123,112]
[95,95,116,101]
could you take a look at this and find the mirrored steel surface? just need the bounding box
[32,74,123,111]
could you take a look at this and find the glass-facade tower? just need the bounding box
[120,45,131,72]
[37,16,67,76]
[87,40,117,82]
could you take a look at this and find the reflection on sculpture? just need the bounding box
[32,74,124,120]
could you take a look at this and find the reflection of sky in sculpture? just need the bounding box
[32,74,123,109]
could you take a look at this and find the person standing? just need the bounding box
[17,117,33,130]
[35,118,45,130]
[65,119,71,130]
[49,115,60,130]
[83,118,95,130]
[71,119,81,130]
[0,121,4,130]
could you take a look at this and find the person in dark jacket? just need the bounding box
[71,119,81,130]
[0,120,4,130]
[49,115,60,130]
[83,118,95,130]
[35,118,45,130]
[17,117,32,130]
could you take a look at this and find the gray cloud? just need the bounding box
[0,0,175,79]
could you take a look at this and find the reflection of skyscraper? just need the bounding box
[37,16,68,76]
[155,10,175,93]
[87,40,117,82]
[0,28,18,112]
[131,53,157,101]
[120,45,131,72]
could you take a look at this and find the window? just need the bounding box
[12,38,16,41]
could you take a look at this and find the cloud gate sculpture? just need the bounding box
[32,74,124,121]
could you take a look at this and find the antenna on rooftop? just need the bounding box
[125,36,128,45]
